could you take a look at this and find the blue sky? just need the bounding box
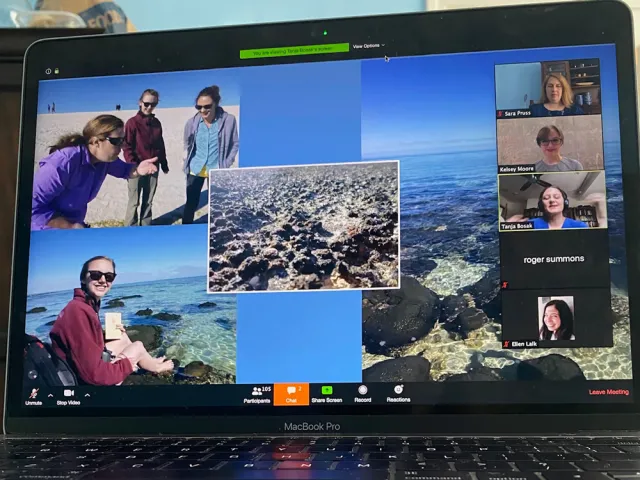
[28,225,207,294]
[361,44,620,158]
[38,68,242,114]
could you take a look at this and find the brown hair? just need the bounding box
[540,73,575,107]
[195,85,221,105]
[49,115,124,154]
[139,89,160,101]
[536,125,564,146]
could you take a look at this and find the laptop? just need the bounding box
[4,0,640,478]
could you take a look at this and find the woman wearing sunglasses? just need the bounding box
[181,85,239,224]
[31,114,159,230]
[49,256,175,386]
[122,89,170,227]
[534,125,584,172]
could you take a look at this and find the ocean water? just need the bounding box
[399,151,499,293]
[26,276,237,375]
[399,145,626,294]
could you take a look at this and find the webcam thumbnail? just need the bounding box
[496,117,604,174]
[499,171,607,231]
[501,289,613,349]
[495,58,602,117]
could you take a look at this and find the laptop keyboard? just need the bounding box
[1,436,640,479]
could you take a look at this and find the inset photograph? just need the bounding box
[496,116,603,172]
[26,225,236,387]
[499,171,607,231]
[538,296,575,341]
[33,73,240,229]
[207,161,400,293]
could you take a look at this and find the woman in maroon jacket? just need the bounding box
[49,256,174,386]
[122,89,169,227]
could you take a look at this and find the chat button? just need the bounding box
[274,383,309,406]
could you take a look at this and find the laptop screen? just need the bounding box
[21,38,631,411]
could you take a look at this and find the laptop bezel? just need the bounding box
[6,0,640,435]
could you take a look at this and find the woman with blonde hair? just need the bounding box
[32,114,159,230]
[530,73,584,117]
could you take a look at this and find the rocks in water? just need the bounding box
[125,325,162,351]
[363,356,431,382]
[362,275,440,354]
[152,312,182,321]
[440,295,467,323]
[135,308,153,316]
[453,308,488,336]
[459,267,500,310]
[27,307,46,314]
[198,302,217,308]
[443,366,504,382]
[45,319,57,327]
[184,361,213,377]
[104,299,124,308]
[515,354,586,381]
[116,295,142,301]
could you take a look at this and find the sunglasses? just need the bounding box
[195,103,213,111]
[105,137,125,147]
[540,138,562,146]
[87,270,117,282]
[142,101,158,108]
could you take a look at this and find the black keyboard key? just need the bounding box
[358,445,402,453]
[213,461,277,471]
[540,473,613,480]
[114,460,172,469]
[578,461,640,471]
[608,473,640,480]
[455,461,513,471]
[409,446,456,453]
[367,452,413,460]
[477,473,539,480]
[277,461,334,470]
[395,460,451,471]
[159,453,211,461]
[514,446,565,453]
[307,445,354,452]
[459,446,510,453]
[312,452,362,462]
[566,446,622,454]
[516,461,578,471]
[425,452,474,460]
[268,452,312,461]
[162,460,222,469]
[594,453,640,461]
[399,474,471,480]
[620,447,640,454]
[335,461,390,470]
[479,453,532,462]
[5,469,94,479]
[534,453,592,462]
[206,452,257,461]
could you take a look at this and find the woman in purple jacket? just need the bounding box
[31,114,159,230]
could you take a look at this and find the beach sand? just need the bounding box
[34,106,240,226]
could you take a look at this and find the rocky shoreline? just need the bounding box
[122,324,236,386]
[363,273,632,382]
[208,162,399,292]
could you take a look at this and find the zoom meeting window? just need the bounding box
[23,43,631,406]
